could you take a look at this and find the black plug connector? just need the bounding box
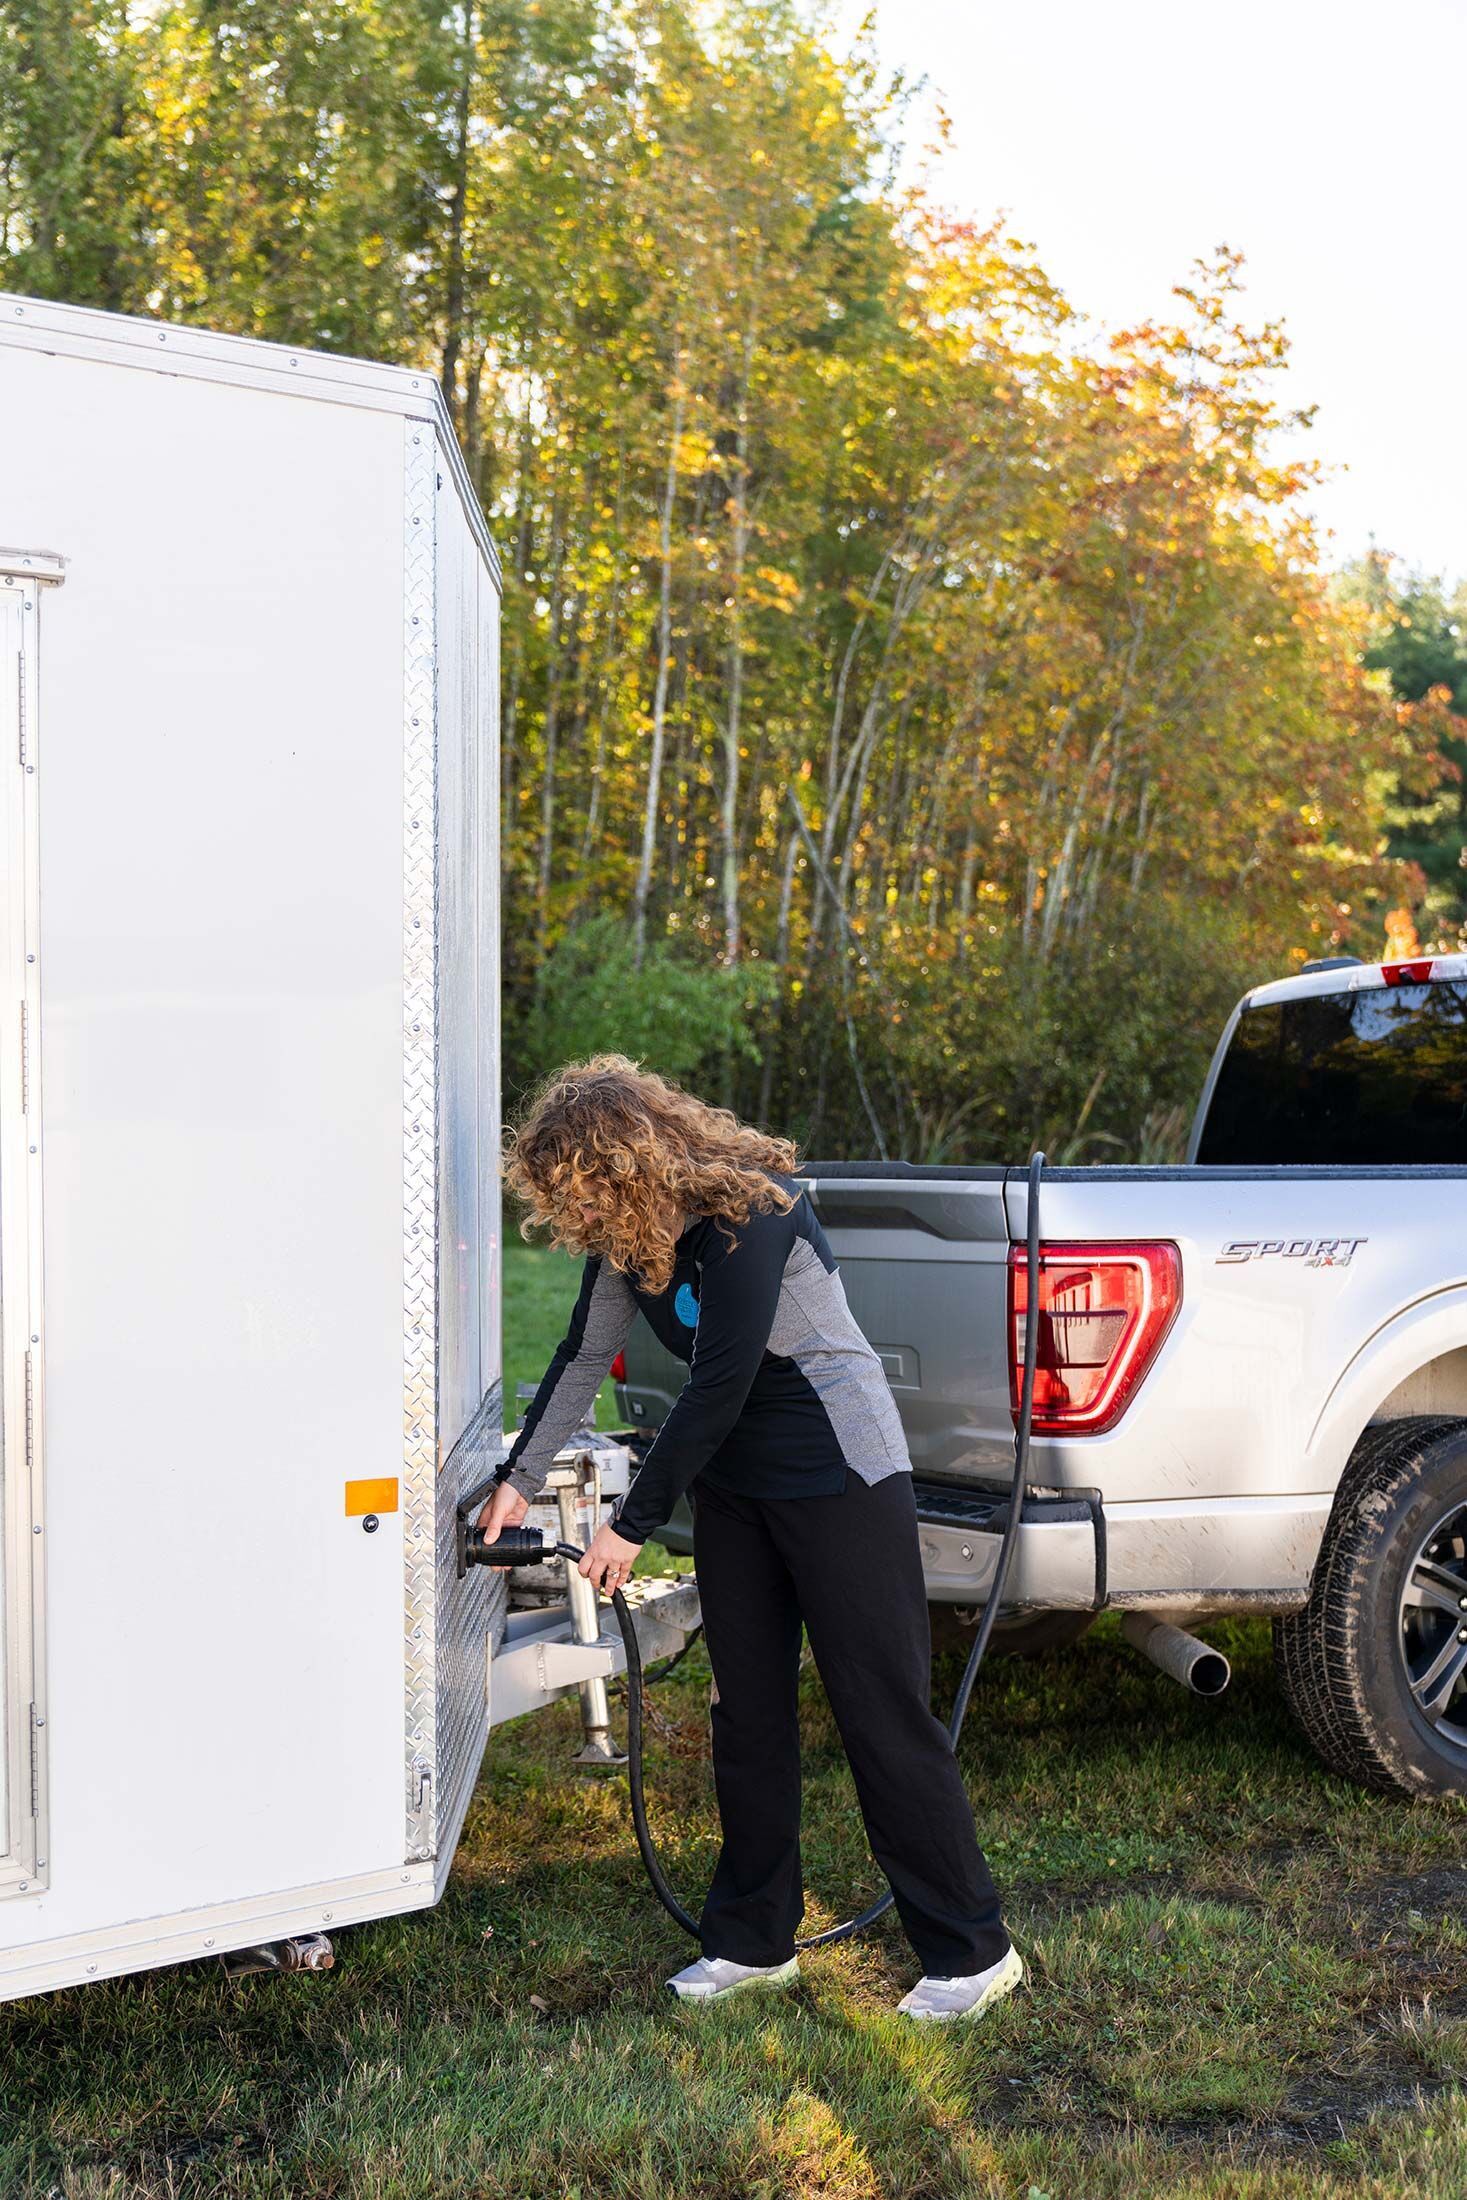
[462,1525,548,1569]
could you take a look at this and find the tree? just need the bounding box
[1339,552,1465,942]
[1,0,1415,1157]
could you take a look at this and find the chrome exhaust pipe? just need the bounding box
[1121,1614,1230,1697]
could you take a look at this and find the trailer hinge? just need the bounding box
[23,1350,34,1470]
[15,648,25,769]
[406,1754,433,1860]
[19,999,28,1115]
[28,1706,41,1820]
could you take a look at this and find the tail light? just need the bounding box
[609,1351,627,1383]
[1381,958,1435,985]
[1008,1240,1181,1434]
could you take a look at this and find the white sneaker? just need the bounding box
[666,1955,800,2002]
[897,1944,1025,2022]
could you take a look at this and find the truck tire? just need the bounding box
[1273,1416,1467,1797]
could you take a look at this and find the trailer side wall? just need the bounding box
[1,346,410,1943]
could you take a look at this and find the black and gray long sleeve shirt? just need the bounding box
[497,1176,913,1544]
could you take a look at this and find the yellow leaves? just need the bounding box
[1385,905,1422,960]
[83,0,1411,993]
[754,564,799,602]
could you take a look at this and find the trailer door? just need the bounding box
[0,557,57,1897]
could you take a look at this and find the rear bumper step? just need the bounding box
[911,1480,1327,1613]
[912,1480,1097,1533]
[912,1479,1105,1610]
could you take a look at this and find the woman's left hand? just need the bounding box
[579,1522,641,1596]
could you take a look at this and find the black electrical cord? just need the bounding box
[611,1623,704,1696]
[474,1149,1046,1950]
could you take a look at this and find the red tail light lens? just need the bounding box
[1381,958,1435,985]
[609,1351,627,1383]
[1008,1240,1181,1434]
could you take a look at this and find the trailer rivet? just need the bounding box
[33,1526,40,1535]
[18,1881,26,1891]
[322,1912,333,1922]
[35,1717,43,1728]
[27,953,35,963]
[204,1937,214,1948]
[961,1544,972,1560]
[363,1514,379,1534]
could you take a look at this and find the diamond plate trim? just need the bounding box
[434,1380,507,1849]
[403,421,440,1860]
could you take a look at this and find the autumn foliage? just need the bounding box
[0,0,1422,1156]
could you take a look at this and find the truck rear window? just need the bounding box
[1197,981,1467,1165]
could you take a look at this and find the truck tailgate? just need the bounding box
[803,1166,1016,1482]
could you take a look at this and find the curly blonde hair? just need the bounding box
[504,1054,799,1294]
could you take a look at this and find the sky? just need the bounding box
[842,0,1466,585]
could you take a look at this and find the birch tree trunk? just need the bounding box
[633,345,685,970]
[719,310,758,963]
[438,2,475,421]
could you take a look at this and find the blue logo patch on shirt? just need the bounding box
[674,1281,700,1329]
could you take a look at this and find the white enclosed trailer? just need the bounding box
[0,293,515,2000]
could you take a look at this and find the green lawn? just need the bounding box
[2,1245,1466,2197]
[500,1238,621,1434]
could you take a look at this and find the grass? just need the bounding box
[3,1242,1467,2197]
[500,1239,622,1433]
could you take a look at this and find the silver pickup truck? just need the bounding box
[616,953,1467,1800]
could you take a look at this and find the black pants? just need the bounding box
[691,1469,1010,1977]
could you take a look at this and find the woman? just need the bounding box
[478,1055,1023,2021]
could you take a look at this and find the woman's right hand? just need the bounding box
[476,1478,530,1538]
